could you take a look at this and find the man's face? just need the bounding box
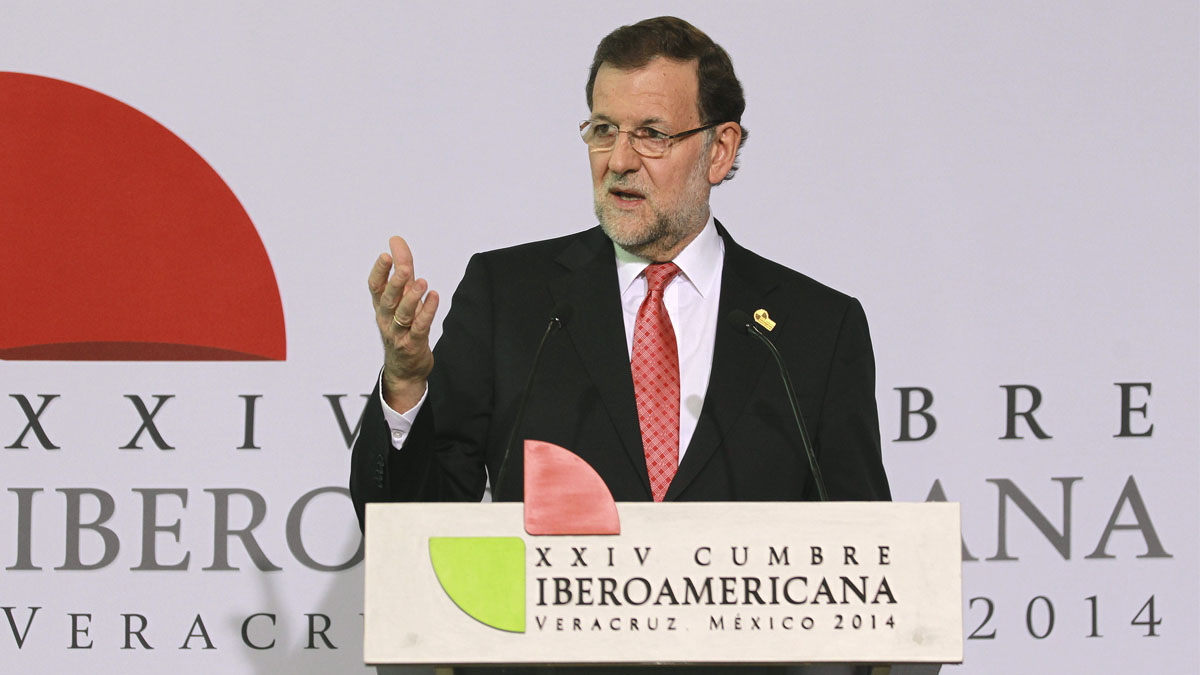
[589,57,713,260]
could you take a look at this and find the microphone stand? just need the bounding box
[494,305,572,499]
[729,310,829,502]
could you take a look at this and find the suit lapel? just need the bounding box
[665,222,781,500]
[550,228,653,498]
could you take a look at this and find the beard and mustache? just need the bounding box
[594,147,712,260]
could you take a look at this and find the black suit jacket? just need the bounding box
[351,221,889,527]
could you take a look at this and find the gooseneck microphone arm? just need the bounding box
[494,303,574,500]
[726,310,829,502]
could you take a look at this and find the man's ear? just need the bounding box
[707,122,742,184]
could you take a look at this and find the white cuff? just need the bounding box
[378,371,428,450]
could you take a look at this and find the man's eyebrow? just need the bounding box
[587,114,670,128]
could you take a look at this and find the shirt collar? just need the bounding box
[614,212,723,297]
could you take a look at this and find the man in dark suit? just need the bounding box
[351,16,889,529]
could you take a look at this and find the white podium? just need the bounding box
[363,442,962,673]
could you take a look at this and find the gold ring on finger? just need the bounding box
[393,315,412,329]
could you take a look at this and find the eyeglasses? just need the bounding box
[579,120,720,158]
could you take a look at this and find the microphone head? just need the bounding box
[551,303,574,328]
[725,309,754,333]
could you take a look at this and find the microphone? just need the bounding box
[495,303,574,499]
[725,309,829,501]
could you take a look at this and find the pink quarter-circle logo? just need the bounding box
[0,72,285,361]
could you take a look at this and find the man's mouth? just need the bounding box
[609,187,646,202]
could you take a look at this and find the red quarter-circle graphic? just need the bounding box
[0,72,285,360]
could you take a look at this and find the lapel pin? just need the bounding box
[753,308,776,332]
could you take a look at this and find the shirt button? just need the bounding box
[391,431,403,440]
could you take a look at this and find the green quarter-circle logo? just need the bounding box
[429,537,526,632]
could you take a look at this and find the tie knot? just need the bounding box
[643,262,680,294]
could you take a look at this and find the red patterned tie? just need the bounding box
[632,262,682,502]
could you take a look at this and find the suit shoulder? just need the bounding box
[732,242,860,312]
[472,227,604,267]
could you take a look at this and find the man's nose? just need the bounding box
[606,131,643,175]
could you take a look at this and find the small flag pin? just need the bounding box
[753,309,776,331]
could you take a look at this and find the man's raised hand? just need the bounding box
[368,235,440,413]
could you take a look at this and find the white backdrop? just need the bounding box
[1,1,1196,672]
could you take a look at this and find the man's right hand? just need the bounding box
[368,236,441,413]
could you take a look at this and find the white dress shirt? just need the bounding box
[380,214,725,461]
[613,214,723,458]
